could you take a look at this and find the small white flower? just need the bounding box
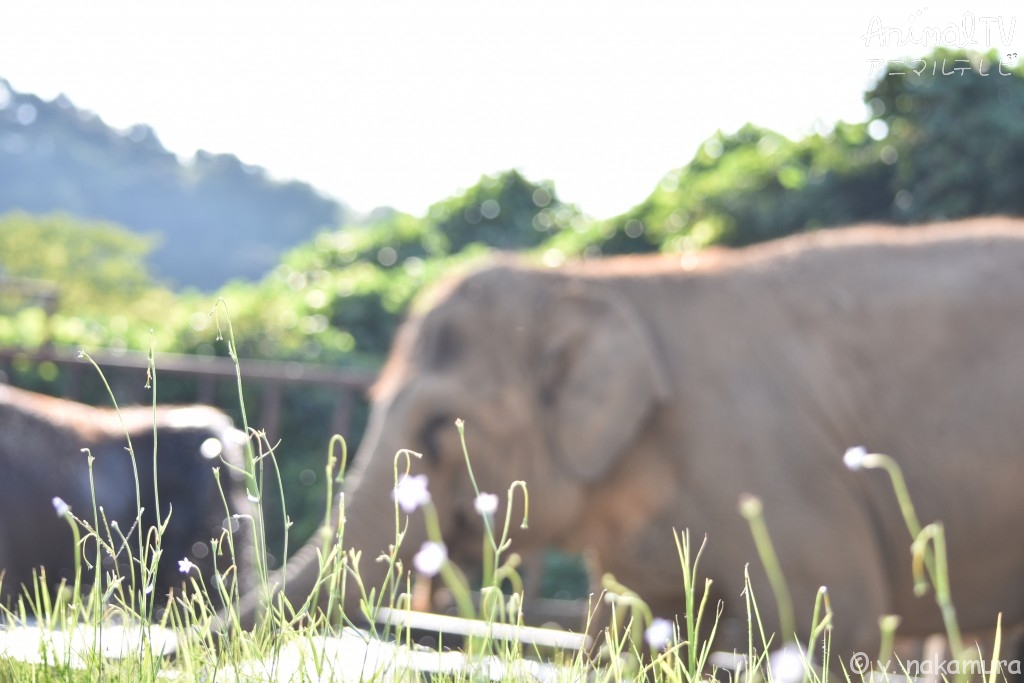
[644,617,674,650]
[473,492,499,516]
[52,497,70,518]
[843,446,869,471]
[200,437,223,459]
[413,541,447,577]
[769,643,808,683]
[392,474,431,513]
[178,558,197,574]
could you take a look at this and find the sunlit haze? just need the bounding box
[2,1,1020,219]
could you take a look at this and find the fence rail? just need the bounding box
[0,275,59,313]
[0,345,377,440]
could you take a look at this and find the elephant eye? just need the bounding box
[419,414,453,463]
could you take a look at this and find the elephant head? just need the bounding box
[238,260,670,627]
[0,384,250,611]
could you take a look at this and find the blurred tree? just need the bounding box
[868,47,1024,220]
[264,170,580,356]
[547,121,896,257]
[0,211,160,312]
[430,169,577,252]
[554,48,1024,258]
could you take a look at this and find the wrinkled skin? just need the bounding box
[0,385,249,609]
[240,217,1024,662]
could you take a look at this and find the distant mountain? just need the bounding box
[0,79,349,290]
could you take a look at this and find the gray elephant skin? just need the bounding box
[0,384,248,609]
[239,216,1024,660]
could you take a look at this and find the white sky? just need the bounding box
[1,1,1020,220]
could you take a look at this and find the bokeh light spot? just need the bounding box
[867,119,889,141]
[16,103,36,126]
[480,199,501,220]
[531,188,551,208]
[377,246,398,267]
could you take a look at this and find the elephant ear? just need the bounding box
[539,283,670,482]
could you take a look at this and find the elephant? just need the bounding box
[0,384,249,611]
[237,216,1024,665]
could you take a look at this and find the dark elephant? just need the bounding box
[0,384,249,611]
[239,217,1024,665]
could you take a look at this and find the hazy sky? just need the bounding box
[2,1,1020,219]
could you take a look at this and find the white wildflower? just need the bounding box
[393,474,431,513]
[473,492,499,516]
[644,617,674,650]
[52,496,70,517]
[413,541,447,577]
[843,446,868,471]
[769,643,808,683]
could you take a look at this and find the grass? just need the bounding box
[0,309,1015,682]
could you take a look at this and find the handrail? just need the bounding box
[0,345,377,389]
[0,345,377,439]
[0,276,59,311]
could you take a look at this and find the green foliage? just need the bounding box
[868,48,1024,220]
[555,48,1024,258]
[0,212,191,351]
[0,212,158,310]
[265,169,579,357]
[556,122,891,256]
[429,169,575,252]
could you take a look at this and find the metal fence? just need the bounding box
[0,345,376,441]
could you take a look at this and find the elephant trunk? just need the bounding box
[234,423,417,631]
